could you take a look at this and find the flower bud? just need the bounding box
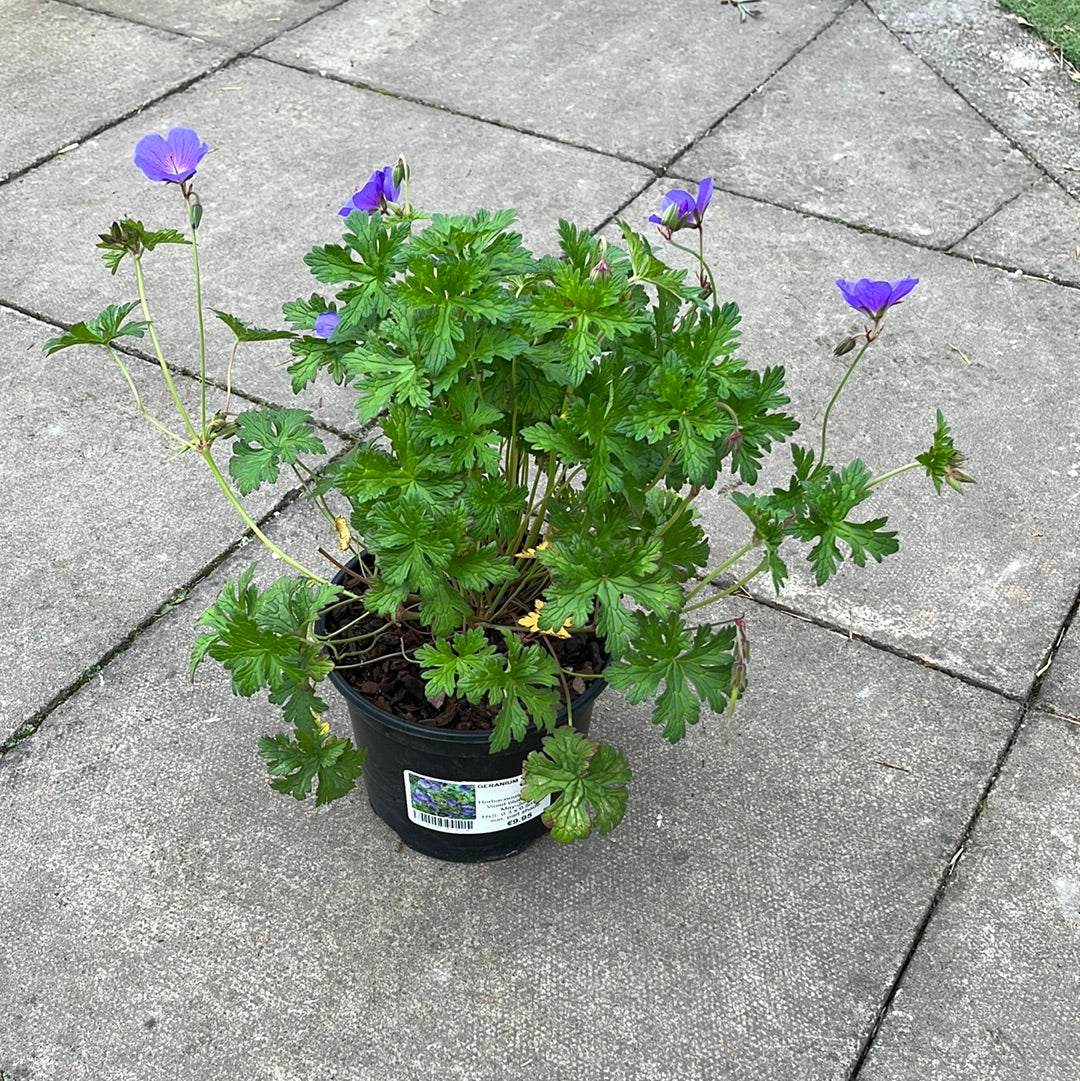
[392,156,410,189]
[721,428,744,456]
[590,239,611,279]
[187,192,203,231]
[660,201,683,231]
[833,336,857,356]
[946,465,975,493]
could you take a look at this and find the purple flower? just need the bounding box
[313,311,341,339]
[649,177,713,232]
[133,127,209,185]
[339,165,401,217]
[835,277,918,319]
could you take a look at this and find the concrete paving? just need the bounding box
[0,1,1077,1079]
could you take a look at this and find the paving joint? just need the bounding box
[735,588,1026,703]
[253,52,665,174]
[0,431,362,761]
[658,0,862,177]
[51,0,354,54]
[846,566,1080,1077]
[0,53,244,189]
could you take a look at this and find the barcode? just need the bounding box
[417,812,474,830]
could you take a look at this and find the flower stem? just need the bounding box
[684,538,758,605]
[818,326,878,466]
[867,461,920,489]
[187,196,209,433]
[683,556,767,614]
[133,254,199,444]
[197,446,327,582]
[665,235,719,301]
[105,345,190,447]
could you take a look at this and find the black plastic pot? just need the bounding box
[322,560,607,862]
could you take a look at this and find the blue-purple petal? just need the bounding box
[835,276,919,318]
[339,165,401,217]
[886,277,919,305]
[313,311,341,339]
[695,176,714,217]
[651,178,713,231]
[133,127,208,184]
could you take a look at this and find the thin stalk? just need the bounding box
[867,461,920,489]
[133,255,199,443]
[684,538,757,605]
[187,199,210,432]
[818,326,878,466]
[105,345,190,447]
[643,447,678,492]
[222,339,239,419]
[664,233,719,300]
[653,483,702,541]
[197,447,327,582]
[541,635,575,728]
[289,460,338,529]
[682,556,767,614]
[506,355,520,484]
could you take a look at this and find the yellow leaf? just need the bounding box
[517,598,572,638]
[514,538,552,559]
[333,516,351,552]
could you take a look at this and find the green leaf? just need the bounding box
[787,459,900,585]
[43,301,147,355]
[724,365,799,485]
[228,408,326,495]
[282,293,334,331]
[95,219,189,274]
[417,382,504,472]
[445,545,517,592]
[416,628,498,700]
[538,527,683,656]
[304,243,365,285]
[193,570,355,802]
[212,309,295,343]
[521,726,631,843]
[331,212,410,323]
[606,614,737,742]
[615,220,699,304]
[258,730,366,805]
[462,476,528,542]
[916,410,974,495]
[645,489,710,579]
[191,568,339,701]
[485,634,561,753]
[343,341,432,422]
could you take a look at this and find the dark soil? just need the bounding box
[321,577,606,732]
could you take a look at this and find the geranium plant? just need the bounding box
[46,128,970,843]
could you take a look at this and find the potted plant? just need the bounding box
[46,128,972,860]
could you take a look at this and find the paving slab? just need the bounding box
[0,0,228,182]
[257,0,849,166]
[0,501,1019,1081]
[953,175,1080,285]
[858,712,1080,1081]
[0,56,651,431]
[868,0,1080,198]
[674,2,1037,248]
[0,305,339,734]
[66,0,343,50]
[608,184,1080,698]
